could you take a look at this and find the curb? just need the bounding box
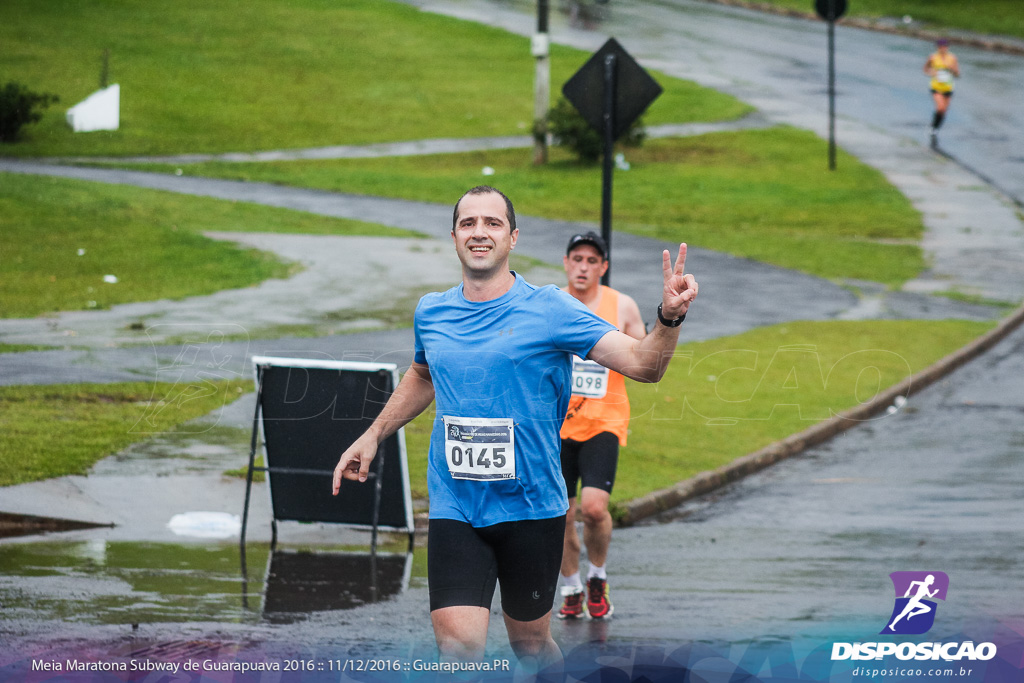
[696,0,1024,57]
[617,301,1024,526]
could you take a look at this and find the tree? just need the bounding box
[546,97,646,163]
[0,82,59,143]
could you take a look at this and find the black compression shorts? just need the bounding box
[560,431,620,497]
[428,515,565,622]
[930,90,953,98]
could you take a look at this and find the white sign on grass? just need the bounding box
[66,84,120,132]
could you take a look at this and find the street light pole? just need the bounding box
[533,0,550,165]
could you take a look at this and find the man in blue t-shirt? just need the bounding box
[333,186,698,672]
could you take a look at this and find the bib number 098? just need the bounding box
[570,358,609,399]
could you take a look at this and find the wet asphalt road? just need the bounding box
[642,0,1024,205]
[601,318,1024,646]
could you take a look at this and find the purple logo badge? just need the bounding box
[881,571,949,635]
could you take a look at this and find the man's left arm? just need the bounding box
[588,244,697,383]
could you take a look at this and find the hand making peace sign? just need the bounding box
[660,243,698,320]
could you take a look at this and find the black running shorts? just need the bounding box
[560,431,620,497]
[428,515,565,622]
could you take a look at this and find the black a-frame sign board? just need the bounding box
[241,356,414,550]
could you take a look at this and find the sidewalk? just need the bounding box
[41,114,775,165]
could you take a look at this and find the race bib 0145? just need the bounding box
[442,416,516,481]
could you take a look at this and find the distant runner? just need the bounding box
[557,232,645,620]
[925,38,960,147]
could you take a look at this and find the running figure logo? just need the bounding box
[881,571,949,635]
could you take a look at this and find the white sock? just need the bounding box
[587,564,607,581]
[562,572,583,590]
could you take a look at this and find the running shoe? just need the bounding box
[558,586,586,619]
[586,577,614,619]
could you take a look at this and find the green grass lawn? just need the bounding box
[138,127,924,286]
[0,172,417,318]
[742,0,1023,39]
[0,0,749,157]
[0,379,252,486]
[401,319,994,509]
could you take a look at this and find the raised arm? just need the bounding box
[587,244,698,383]
[332,361,435,491]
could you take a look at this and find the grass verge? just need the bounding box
[139,127,925,286]
[730,0,1024,40]
[0,0,749,157]
[0,172,417,318]
[401,319,994,505]
[0,344,55,354]
[0,379,252,487]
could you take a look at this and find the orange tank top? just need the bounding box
[560,286,631,446]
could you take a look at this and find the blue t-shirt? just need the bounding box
[414,273,615,527]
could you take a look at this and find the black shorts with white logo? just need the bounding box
[561,431,620,496]
[428,515,565,622]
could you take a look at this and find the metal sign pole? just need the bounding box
[240,364,265,550]
[562,38,662,287]
[828,6,837,171]
[815,0,846,170]
[601,52,616,286]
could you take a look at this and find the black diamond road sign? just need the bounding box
[814,0,847,21]
[562,37,663,140]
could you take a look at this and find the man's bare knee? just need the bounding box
[579,498,609,526]
[504,612,561,672]
[432,606,489,662]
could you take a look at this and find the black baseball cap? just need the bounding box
[566,231,608,259]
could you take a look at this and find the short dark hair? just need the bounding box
[452,186,516,233]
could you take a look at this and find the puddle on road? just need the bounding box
[0,540,421,627]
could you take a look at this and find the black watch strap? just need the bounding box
[657,303,685,327]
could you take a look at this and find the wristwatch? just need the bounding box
[657,303,686,327]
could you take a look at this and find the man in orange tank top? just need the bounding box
[557,231,646,620]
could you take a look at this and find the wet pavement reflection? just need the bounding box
[0,540,417,627]
[256,550,413,624]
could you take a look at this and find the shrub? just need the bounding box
[546,97,646,163]
[0,82,59,143]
